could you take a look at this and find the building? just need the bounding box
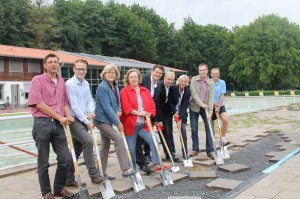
[0,45,187,107]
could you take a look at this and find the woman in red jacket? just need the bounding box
[120,68,169,172]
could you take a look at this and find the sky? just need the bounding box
[102,0,300,29]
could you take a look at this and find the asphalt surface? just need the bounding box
[102,132,283,199]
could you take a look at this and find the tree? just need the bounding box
[230,14,300,90]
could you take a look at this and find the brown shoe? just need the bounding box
[54,188,74,199]
[43,192,54,199]
[189,151,198,157]
[91,175,107,184]
[207,153,214,160]
[66,180,87,188]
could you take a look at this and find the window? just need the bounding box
[23,82,30,100]
[28,60,41,73]
[9,58,23,72]
[0,84,3,100]
[0,58,3,72]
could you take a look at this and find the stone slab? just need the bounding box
[111,177,133,194]
[153,171,188,183]
[265,151,281,157]
[232,142,249,147]
[142,175,162,189]
[168,197,201,199]
[192,159,215,166]
[189,170,217,179]
[246,137,261,141]
[206,178,243,190]
[218,163,250,173]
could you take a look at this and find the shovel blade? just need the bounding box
[130,172,145,193]
[171,166,180,172]
[212,151,224,165]
[99,180,115,199]
[160,169,174,187]
[221,146,230,159]
[74,188,90,199]
[186,159,193,167]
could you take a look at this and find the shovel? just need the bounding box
[90,129,115,199]
[145,116,174,187]
[64,125,90,199]
[156,124,180,172]
[216,114,230,159]
[120,130,145,193]
[174,117,193,167]
[205,109,224,165]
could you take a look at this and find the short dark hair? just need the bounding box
[198,63,208,70]
[153,64,165,72]
[43,53,59,64]
[74,59,88,66]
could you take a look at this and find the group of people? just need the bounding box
[28,53,229,199]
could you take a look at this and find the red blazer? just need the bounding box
[120,85,156,136]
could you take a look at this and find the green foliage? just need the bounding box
[230,14,300,90]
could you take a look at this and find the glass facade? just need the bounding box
[60,65,152,97]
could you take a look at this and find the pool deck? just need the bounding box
[0,104,300,199]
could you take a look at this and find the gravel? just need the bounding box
[111,132,284,199]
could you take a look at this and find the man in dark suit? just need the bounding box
[136,64,164,174]
[156,71,179,161]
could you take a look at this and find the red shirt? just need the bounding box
[28,72,68,117]
[120,85,156,136]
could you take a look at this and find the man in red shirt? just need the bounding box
[28,53,75,199]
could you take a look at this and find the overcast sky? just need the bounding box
[102,0,300,29]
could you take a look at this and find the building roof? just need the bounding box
[0,45,108,66]
[60,51,187,73]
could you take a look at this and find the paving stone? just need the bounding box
[142,175,162,189]
[274,142,289,146]
[232,142,249,147]
[246,137,261,141]
[168,196,201,199]
[206,178,243,190]
[265,151,280,157]
[153,171,188,183]
[255,132,269,137]
[274,190,300,199]
[189,170,217,179]
[111,177,133,194]
[218,163,250,173]
[268,180,300,191]
[192,159,215,166]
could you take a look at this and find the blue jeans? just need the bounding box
[190,108,214,154]
[32,118,70,196]
[125,123,160,170]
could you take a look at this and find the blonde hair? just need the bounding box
[100,64,120,80]
[176,74,189,85]
[164,71,175,79]
[123,68,142,86]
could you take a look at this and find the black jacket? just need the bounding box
[172,85,191,123]
[156,80,177,122]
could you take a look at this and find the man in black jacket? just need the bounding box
[156,71,179,161]
[136,64,164,174]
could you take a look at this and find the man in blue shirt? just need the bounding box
[65,59,106,187]
[211,68,230,145]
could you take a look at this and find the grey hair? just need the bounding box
[100,64,120,80]
[164,71,175,79]
[176,74,189,85]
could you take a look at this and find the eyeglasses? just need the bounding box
[74,67,87,72]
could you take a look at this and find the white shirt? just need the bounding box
[150,76,157,97]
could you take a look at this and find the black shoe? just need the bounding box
[122,169,136,177]
[145,155,152,163]
[139,165,152,175]
[91,175,107,184]
[171,153,179,161]
[105,175,116,180]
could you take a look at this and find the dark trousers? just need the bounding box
[160,114,176,157]
[67,119,99,184]
[136,136,147,167]
[32,118,70,196]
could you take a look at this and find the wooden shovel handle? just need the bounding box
[64,125,79,176]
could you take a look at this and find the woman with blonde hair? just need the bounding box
[94,64,135,179]
[120,68,169,172]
